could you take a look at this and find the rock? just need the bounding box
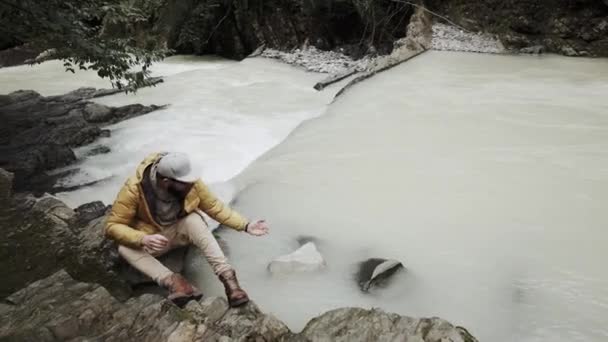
[32,193,76,224]
[86,145,111,157]
[24,48,57,64]
[75,201,109,223]
[356,258,405,292]
[520,45,545,54]
[268,242,326,275]
[83,103,113,123]
[0,88,163,193]
[561,45,579,56]
[430,0,608,57]
[0,168,14,203]
[296,307,477,342]
[0,270,292,341]
[431,23,505,54]
[0,44,40,68]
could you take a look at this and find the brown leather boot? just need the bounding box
[219,269,249,307]
[160,273,203,308]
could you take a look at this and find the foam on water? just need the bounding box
[0,56,338,209]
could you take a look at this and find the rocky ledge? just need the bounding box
[0,84,163,193]
[0,269,476,341]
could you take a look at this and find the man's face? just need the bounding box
[163,178,194,199]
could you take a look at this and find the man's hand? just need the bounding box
[246,220,269,236]
[142,234,169,253]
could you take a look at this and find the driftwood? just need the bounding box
[333,48,427,100]
[313,67,360,91]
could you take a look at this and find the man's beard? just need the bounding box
[168,185,189,199]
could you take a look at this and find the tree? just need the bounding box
[0,0,169,92]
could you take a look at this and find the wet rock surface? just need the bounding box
[0,270,477,342]
[0,86,163,193]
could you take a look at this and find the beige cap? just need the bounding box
[156,152,199,183]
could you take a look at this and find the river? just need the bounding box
[1,51,607,341]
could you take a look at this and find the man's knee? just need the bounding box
[182,212,208,230]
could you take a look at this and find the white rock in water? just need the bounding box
[268,242,326,274]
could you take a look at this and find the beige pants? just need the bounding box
[118,211,232,284]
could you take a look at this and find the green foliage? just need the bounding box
[0,0,169,92]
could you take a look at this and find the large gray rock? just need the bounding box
[296,307,477,342]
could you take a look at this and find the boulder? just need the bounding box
[297,307,477,342]
[268,242,326,275]
[356,258,405,292]
[32,193,76,225]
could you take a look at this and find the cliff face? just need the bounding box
[122,0,608,59]
[428,0,608,56]
[121,0,414,59]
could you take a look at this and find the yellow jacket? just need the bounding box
[105,153,248,247]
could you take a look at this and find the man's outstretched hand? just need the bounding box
[246,220,269,236]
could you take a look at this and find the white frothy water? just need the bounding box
[198,52,608,341]
[0,56,337,208]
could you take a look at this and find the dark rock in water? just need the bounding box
[356,258,405,292]
[75,201,110,224]
[86,145,111,157]
[520,45,545,55]
[0,88,164,193]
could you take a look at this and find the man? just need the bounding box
[105,152,269,307]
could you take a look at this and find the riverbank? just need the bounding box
[0,163,477,341]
